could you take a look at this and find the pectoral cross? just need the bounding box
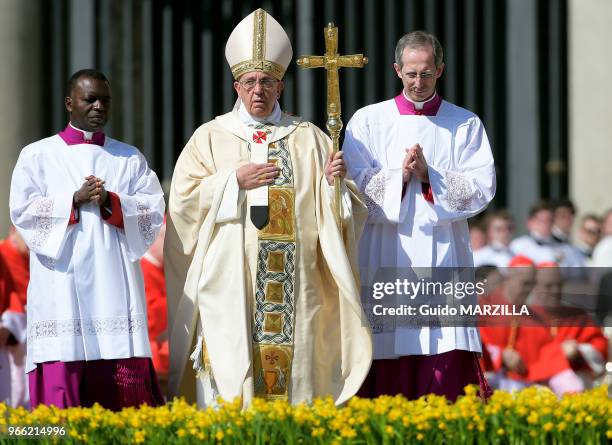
[297,23,368,228]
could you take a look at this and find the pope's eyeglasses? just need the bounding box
[239,78,278,91]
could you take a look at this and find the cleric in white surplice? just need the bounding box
[343,30,496,401]
[9,69,165,410]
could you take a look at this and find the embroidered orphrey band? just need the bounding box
[253,9,265,62]
[252,135,297,401]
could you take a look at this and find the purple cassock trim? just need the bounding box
[58,124,106,146]
[28,358,165,411]
[394,92,442,116]
[357,349,492,402]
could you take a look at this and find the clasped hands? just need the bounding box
[74,175,109,207]
[237,151,346,190]
[403,144,429,184]
[502,341,580,376]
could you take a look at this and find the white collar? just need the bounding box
[529,231,555,244]
[69,122,94,141]
[402,91,438,110]
[237,100,282,126]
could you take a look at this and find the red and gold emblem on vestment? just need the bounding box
[253,131,267,143]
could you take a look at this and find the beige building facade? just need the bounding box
[569,0,612,216]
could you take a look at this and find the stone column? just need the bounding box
[506,0,540,230]
[569,0,612,216]
[0,0,43,237]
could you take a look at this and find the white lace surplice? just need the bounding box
[343,99,496,358]
[9,135,165,372]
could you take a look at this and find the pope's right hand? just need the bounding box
[237,163,280,190]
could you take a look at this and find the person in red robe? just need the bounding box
[141,220,168,379]
[529,262,608,394]
[479,256,550,391]
[1,251,22,404]
[0,255,16,337]
[480,256,605,395]
[0,226,28,407]
[0,225,30,307]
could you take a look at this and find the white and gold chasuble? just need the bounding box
[165,110,372,407]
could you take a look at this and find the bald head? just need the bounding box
[502,266,536,304]
[533,267,563,307]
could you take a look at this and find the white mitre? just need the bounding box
[225,8,292,80]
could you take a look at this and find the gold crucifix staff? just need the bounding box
[297,23,367,227]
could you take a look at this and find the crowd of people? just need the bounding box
[471,200,612,268]
[470,200,611,395]
[0,8,609,412]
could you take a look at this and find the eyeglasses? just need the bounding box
[403,71,436,80]
[239,78,278,91]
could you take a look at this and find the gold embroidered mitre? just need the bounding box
[225,8,292,81]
